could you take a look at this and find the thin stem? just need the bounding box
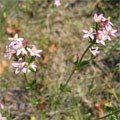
[31,71,37,85]
[24,73,29,84]
[62,43,92,90]
[62,67,76,89]
[79,43,92,63]
[98,109,120,119]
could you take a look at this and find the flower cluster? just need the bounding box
[5,34,42,74]
[83,13,117,56]
[0,103,7,120]
[54,0,61,6]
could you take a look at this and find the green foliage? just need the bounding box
[83,113,92,120]
[27,0,36,4]
[8,117,15,120]
[1,108,8,117]
[31,97,39,106]
[114,46,120,51]
[74,60,89,70]
[0,0,119,120]
[60,83,71,92]
[105,104,119,120]
[40,111,47,120]
[29,66,35,72]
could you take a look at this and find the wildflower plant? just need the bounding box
[60,13,117,92]
[83,13,117,56]
[5,34,42,86]
[54,13,118,120]
[4,1,118,118]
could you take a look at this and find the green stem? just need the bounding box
[98,109,120,119]
[79,43,92,63]
[24,73,29,84]
[31,71,37,85]
[62,43,92,90]
[62,67,76,90]
[95,23,98,32]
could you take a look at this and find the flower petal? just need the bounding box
[12,62,18,67]
[83,34,89,38]
[83,30,88,33]
[15,68,20,74]
[16,49,21,56]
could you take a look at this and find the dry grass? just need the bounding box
[0,0,120,119]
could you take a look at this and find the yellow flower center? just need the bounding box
[33,47,37,52]
[13,36,18,41]
[99,35,103,40]
[89,29,93,33]
[20,45,23,49]
[21,51,25,55]
[7,48,11,52]
[108,17,111,20]
[19,63,23,67]
[97,17,101,21]
[105,31,109,35]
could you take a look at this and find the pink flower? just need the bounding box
[83,28,94,39]
[9,41,22,51]
[23,40,30,47]
[89,47,100,56]
[16,45,27,56]
[8,34,24,48]
[27,45,42,57]
[102,17,113,26]
[94,13,103,22]
[0,103,4,109]
[102,26,117,41]
[14,42,27,56]
[4,46,16,59]
[54,0,61,6]
[12,61,28,74]
[8,34,23,42]
[105,25,117,37]
[96,31,106,46]
[0,114,6,120]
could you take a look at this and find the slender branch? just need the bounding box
[62,67,76,90]
[24,73,29,84]
[98,109,120,119]
[62,43,92,90]
[31,71,37,85]
[79,43,92,63]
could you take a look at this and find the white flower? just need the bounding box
[83,28,95,40]
[9,34,24,48]
[27,45,42,57]
[89,47,100,56]
[54,0,61,6]
[16,44,27,56]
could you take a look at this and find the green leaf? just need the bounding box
[28,56,35,63]
[75,60,89,69]
[40,112,47,120]
[60,83,64,92]
[2,108,8,116]
[114,46,120,51]
[31,98,39,106]
[59,83,71,92]
[105,104,119,120]
[29,66,35,72]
